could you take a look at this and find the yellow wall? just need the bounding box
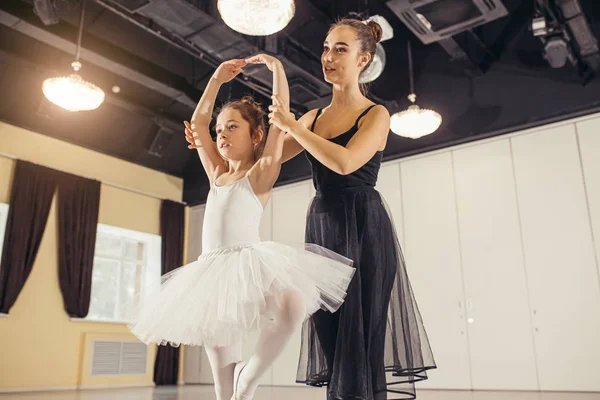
[0,122,185,390]
[0,122,182,202]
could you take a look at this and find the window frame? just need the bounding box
[74,223,161,324]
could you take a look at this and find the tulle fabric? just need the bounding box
[127,241,354,348]
[296,187,436,400]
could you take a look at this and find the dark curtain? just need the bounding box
[0,161,57,314]
[154,200,185,385]
[56,172,101,318]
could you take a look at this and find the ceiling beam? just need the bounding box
[0,6,200,109]
[0,47,184,130]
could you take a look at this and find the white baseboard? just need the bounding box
[0,386,77,393]
[0,382,155,393]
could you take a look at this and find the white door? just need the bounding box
[260,196,273,241]
[400,152,472,389]
[270,182,312,386]
[576,116,600,281]
[241,199,275,386]
[376,163,405,248]
[183,205,214,384]
[511,124,600,391]
[453,139,538,390]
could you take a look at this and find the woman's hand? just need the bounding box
[184,120,202,149]
[245,53,281,71]
[268,94,296,132]
[212,59,247,84]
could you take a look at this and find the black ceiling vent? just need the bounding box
[387,0,508,44]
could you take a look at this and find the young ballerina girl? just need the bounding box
[127,56,355,400]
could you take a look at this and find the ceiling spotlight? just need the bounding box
[531,16,548,36]
[544,36,569,68]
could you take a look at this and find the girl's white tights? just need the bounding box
[205,290,306,400]
[205,341,242,400]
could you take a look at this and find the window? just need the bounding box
[86,224,161,323]
[0,203,8,259]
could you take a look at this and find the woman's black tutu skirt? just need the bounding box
[296,186,436,400]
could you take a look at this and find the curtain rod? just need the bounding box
[0,152,186,205]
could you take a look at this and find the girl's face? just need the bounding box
[215,108,262,161]
[322,26,371,85]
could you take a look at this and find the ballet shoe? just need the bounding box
[230,361,248,400]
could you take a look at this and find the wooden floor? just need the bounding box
[1,386,599,400]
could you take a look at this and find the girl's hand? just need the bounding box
[268,94,296,132]
[245,54,281,71]
[213,59,247,84]
[184,121,202,149]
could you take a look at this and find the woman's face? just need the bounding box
[322,25,371,85]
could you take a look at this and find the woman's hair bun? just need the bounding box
[365,20,383,43]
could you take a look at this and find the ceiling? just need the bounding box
[1,0,600,205]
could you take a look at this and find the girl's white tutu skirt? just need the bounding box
[127,241,354,348]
